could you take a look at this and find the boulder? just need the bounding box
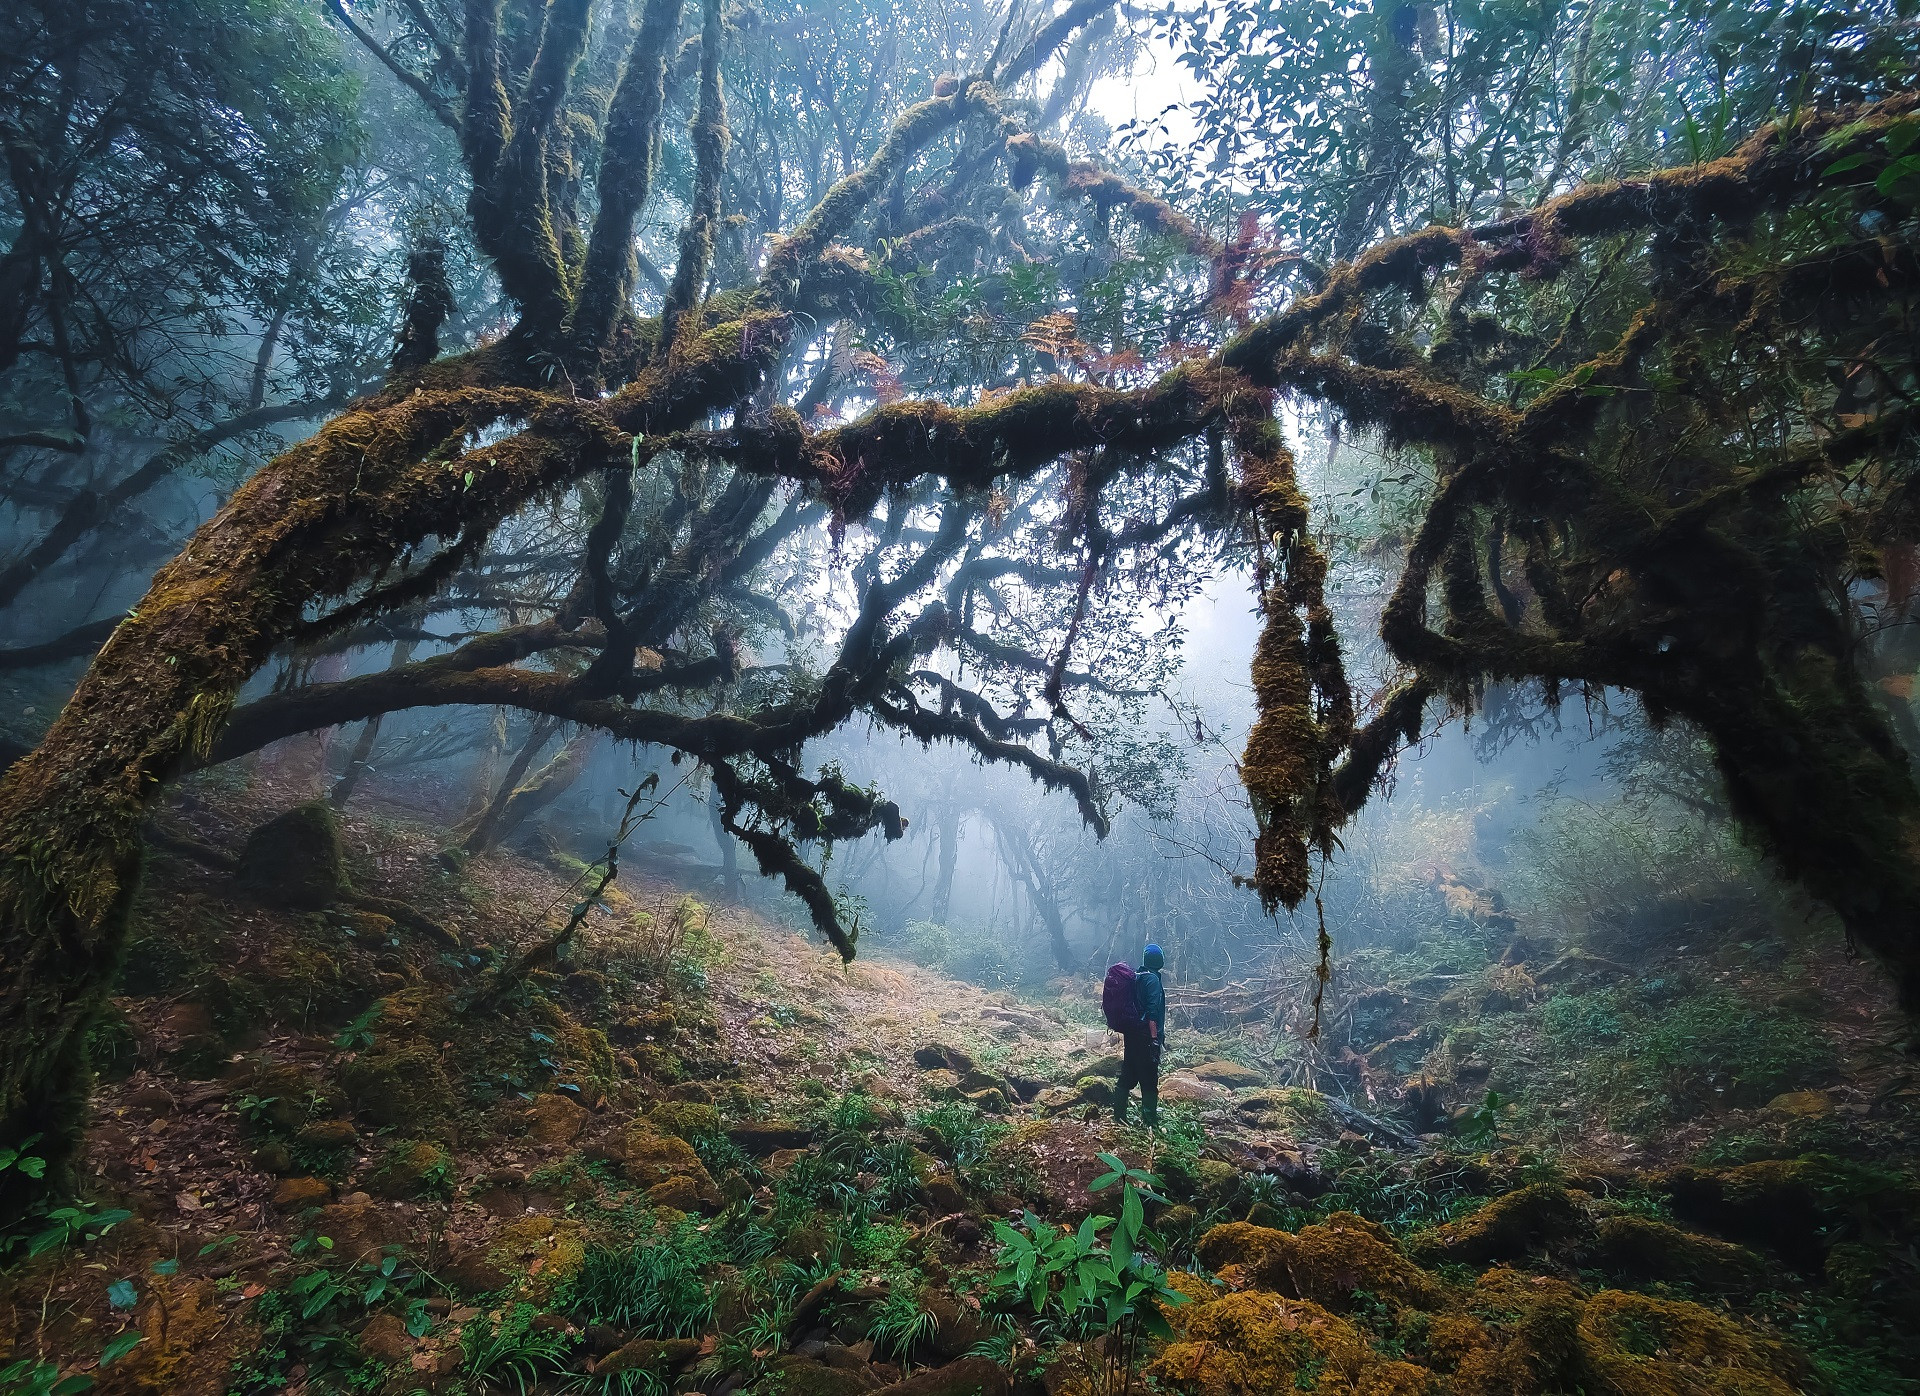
[1195,1222,1294,1291]
[526,1092,588,1146]
[1190,1061,1264,1089]
[358,1311,413,1363]
[773,1357,876,1396]
[441,1246,510,1294]
[341,1045,450,1130]
[914,1043,978,1074]
[272,1176,332,1210]
[237,802,349,907]
[1159,1074,1226,1106]
[871,1357,1008,1396]
[599,1337,702,1375]
[647,1175,716,1211]
[1408,1184,1584,1265]
[728,1121,814,1154]
[369,1141,452,1199]
[295,1118,357,1149]
[650,1100,723,1139]
[1286,1214,1440,1311]
[1593,1215,1766,1291]
[925,1293,992,1360]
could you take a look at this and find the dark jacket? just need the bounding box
[1135,966,1165,1038]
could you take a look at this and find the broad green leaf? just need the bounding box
[100,1331,143,1366]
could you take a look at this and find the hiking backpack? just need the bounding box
[1102,962,1144,1032]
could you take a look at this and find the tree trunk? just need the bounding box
[474,727,601,853]
[460,716,563,853]
[330,632,423,808]
[931,804,959,924]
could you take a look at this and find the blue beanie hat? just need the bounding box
[1143,943,1164,970]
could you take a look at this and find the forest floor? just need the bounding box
[4,775,1920,1396]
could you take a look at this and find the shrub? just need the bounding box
[563,1220,717,1337]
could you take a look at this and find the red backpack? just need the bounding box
[1102,962,1143,1032]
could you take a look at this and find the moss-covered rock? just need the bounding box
[369,1140,452,1199]
[600,1337,702,1376]
[272,1176,331,1210]
[1592,1214,1766,1291]
[340,1044,450,1129]
[1287,1213,1441,1312]
[1150,1290,1428,1396]
[1196,1221,1295,1291]
[238,801,349,907]
[649,1099,722,1139]
[1409,1183,1584,1265]
[525,1091,587,1146]
[1575,1289,1798,1395]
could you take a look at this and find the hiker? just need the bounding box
[1104,943,1166,1128]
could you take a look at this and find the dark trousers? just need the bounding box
[1114,1029,1160,1126]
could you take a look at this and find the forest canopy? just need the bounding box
[2,0,1920,1208]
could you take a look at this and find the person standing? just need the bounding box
[1111,943,1166,1128]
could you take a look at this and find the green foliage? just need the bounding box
[334,1002,383,1053]
[912,1100,1009,1178]
[563,1220,717,1337]
[984,1154,1187,1339]
[461,1303,574,1394]
[1533,982,1832,1126]
[865,1285,938,1363]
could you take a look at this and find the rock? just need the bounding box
[647,1175,716,1211]
[1194,1160,1241,1206]
[1578,1289,1798,1395]
[253,1141,295,1175]
[1195,1222,1294,1291]
[341,1045,451,1130]
[871,1357,1008,1396]
[922,1069,964,1099]
[369,1141,452,1199]
[1287,1214,1440,1311]
[1594,1214,1766,1291]
[1032,1086,1082,1114]
[272,1176,331,1210]
[526,1092,588,1146]
[1190,1061,1264,1088]
[624,1126,712,1185]
[1072,1077,1113,1108]
[1159,1074,1225,1106]
[1080,1054,1123,1079]
[914,1043,977,1074]
[443,1247,512,1293]
[959,1087,1007,1112]
[768,1147,808,1177]
[922,1177,968,1215]
[1149,1292,1424,1395]
[774,1356,876,1396]
[237,802,349,907]
[340,910,397,939]
[1408,1184,1583,1265]
[925,1293,991,1359]
[1765,1089,1834,1119]
[728,1121,813,1154]
[296,1118,357,1149]
[599,1337,702,1374]
[650,1100,722,1139]
[358,1310,413,1363]
[320,1198,410,1264]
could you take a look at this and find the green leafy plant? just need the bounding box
[0,1135,47,1181]
[334,1002,383,1053]
[562,1221,716,1337]
[866,1284,938,1365]
[461,1303,573,1394]
[985,1153,1188,1396]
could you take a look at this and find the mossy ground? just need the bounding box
[3,776,1918,1394]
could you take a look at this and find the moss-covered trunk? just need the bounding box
[1683,650,1920,1014]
